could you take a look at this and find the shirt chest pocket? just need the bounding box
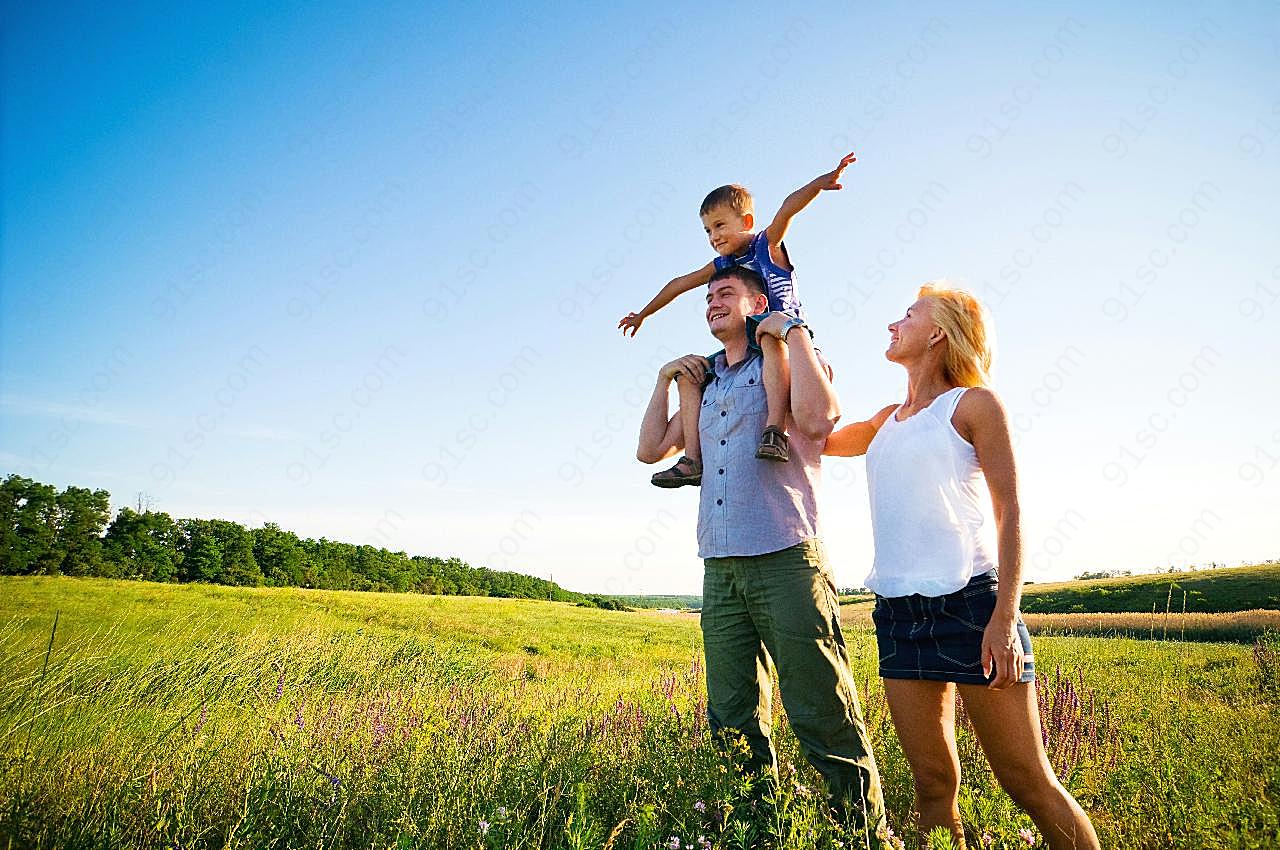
[700,370,767,425]
[732,376,767,415]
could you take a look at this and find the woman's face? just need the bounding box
[886,297,938,363]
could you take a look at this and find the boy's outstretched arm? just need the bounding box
[618,260,716,337]
[765,151,856,253]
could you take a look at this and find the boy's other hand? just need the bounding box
[618,311,645,336]
[817,151,857,191]
[659,355,708,385]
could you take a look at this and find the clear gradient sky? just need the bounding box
[2,1,1277,596]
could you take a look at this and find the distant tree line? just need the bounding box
[1074,570,1133,581]
[0,474,625,608]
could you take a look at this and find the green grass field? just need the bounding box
[1,577,1278,849]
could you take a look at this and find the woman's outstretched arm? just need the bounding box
[823,404,897,457]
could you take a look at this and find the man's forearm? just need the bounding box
[786,329,840,440]
[636,376,674,461]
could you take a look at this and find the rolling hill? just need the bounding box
[1020,561,1280,614]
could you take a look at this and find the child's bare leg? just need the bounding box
[676,373,704,463]
[651,371,705,488]
[759,335,790,431]
[756,335,791,462]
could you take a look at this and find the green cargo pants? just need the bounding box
[702,538,887,835]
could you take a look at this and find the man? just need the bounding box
[636,265,887,837]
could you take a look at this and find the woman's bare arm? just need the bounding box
[823,404,897,457]
[954,387,1024,688]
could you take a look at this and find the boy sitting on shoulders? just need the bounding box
[619,151,856,487]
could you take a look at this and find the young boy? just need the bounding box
[618,151,856,487]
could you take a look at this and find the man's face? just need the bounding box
[701,206,754,257]
[706,276,767,340]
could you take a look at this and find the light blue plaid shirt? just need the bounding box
[696,349,828,559]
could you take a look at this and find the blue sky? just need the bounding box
[3,1,1277,595]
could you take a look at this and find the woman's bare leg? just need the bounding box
[958,683,1101,850]
[884,679,966,847]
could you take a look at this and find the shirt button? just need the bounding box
[720,411,727,417]
[716,499,723,505]
[718,468,724,474]
[720,439,726,445]
[748,378,755,384]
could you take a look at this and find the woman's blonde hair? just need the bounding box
[918,281,994,387]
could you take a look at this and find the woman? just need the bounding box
[824,283,1099,849]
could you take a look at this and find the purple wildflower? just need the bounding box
[1019,827,1036,845]
[667,836,681,850]
[313,765,341,804]
[479,820,490,836]
[275,672,285,700]
[694,800,707,813]
[193,704,209,734]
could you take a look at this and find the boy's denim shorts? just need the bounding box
[872,570,1036,686]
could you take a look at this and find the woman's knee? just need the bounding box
[912,760,961,805]
[996,763,1062,811]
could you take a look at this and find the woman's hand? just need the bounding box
[981,612,1025,689]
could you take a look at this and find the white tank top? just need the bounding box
[864,386,997,597]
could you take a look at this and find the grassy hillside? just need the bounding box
[1021,562,1280,614]
[1,576,1277,849]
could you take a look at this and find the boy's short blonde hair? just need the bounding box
[700,184,754,218]
[918,281,994,388]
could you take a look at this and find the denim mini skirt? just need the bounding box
[872,570,1035,685]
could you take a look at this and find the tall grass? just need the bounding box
[1,577,1278,849]
[841,605,1280,643]
[1021,610,1280,643]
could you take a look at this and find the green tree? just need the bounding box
[104,508,182,582]
[252,524,304,587]
[0,475,62,575]
[55,486,111,576]
[210,520,262,587]
[180,520,223,583]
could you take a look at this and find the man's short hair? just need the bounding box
[700,184,754,218]
[708,266,768,300]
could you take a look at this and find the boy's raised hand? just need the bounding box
[618,311,645,336]
[816,151,857,191]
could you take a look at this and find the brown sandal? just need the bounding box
[651,455,702,488]
[755,426,790,462]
